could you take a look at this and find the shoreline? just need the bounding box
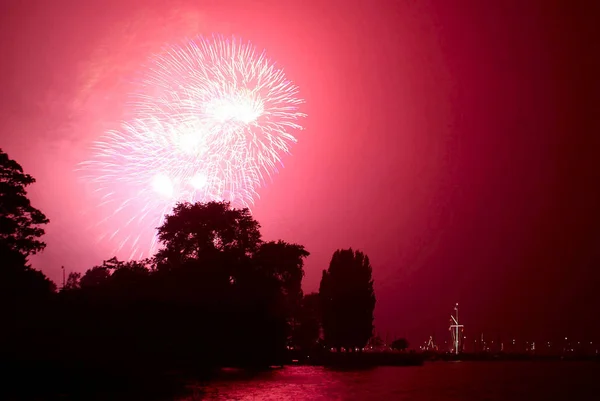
[285,350,600,367]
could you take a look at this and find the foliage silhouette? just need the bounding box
[254,239,309,335]
[0,151,387,398]
[369,335,385,348]
[292,292,321,351]
[319,248,376,351]
[391,338,409,351]
[0,149,49,257]
[47,202,310,377]
[155,201,261,268]
[64,271,81,290]
[0,243,56,302]
[79,264,111,288]
[0,151,57,400]
[0,150,55,305]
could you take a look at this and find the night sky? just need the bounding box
[1,0,598,344]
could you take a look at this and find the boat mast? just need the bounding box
[449,303,464,355]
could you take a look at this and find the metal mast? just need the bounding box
[449,303,464,355]
[426,335,437,351]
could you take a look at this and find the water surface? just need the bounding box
[182,361,600,400]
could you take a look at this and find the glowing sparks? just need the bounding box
[80,35,305,258]
[151,173,174,199]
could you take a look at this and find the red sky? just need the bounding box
[1,0,598,344]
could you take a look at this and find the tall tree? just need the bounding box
[155,201,262,268]
[319,248,376,351]
[253,241,309,345]
[253,240,309,315]
[0,149,49,257]
[292,292,321,350]
[0,150,55,303]
[0,151,55,366]
[151,201,295,366]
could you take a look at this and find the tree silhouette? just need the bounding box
[0,166,331,396]
[79,264,111,289]
[64,272,81,290]
[155,201,261,269]
[253,240,309,321]
[319,248,376,351]
[391,338,409,351]
[0,149,49,257]
[0,150,55,301]
[0,243,56,301]
[100,201,305,368]
[292,292,321,350]
[369,334,385,348]
[0,151,56,388]
[110,258,152,284]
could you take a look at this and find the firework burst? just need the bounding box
[80,36,305,259]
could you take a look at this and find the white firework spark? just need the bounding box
[80,35,305,259]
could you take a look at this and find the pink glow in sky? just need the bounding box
[1,0,598,342]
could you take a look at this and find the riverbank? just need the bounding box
[423,352,600,362]
[285,350,599,367]
[288,350,425,367]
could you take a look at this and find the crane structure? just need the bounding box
[449,303,464,354]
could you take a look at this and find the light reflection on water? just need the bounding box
[177,362,600,401]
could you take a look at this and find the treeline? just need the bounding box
[0,149,376,394]
[54,202,309,371]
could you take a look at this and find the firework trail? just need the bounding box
[80,36,305,259]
